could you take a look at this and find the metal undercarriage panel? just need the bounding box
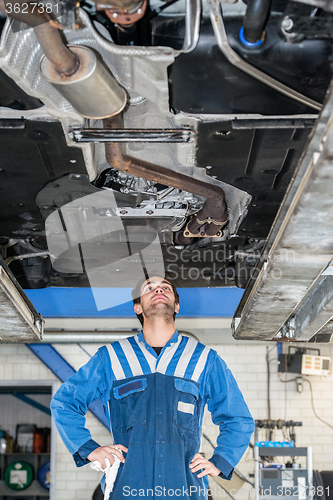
[232,81,333,342]
[0,256,43,341]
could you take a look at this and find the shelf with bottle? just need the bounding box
[0,452,50,499]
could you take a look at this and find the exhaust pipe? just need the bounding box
[35,23,127,119]
[1,0,228,239]
[0,1,127,118]
[39,43,127,119]
[104,114,228,241]
[34,23,80,76]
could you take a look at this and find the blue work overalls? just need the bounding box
[51,331,254,499]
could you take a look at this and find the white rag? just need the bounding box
[90,454,121,500]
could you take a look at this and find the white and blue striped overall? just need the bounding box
[51,331,254,499]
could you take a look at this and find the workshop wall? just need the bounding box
[0,343,111,500]
[0,393,51,438]
[1,341,333,500]
[202,342,333,481]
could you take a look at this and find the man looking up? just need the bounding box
[51,273,254,499]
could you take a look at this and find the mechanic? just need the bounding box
[50,273,254,500]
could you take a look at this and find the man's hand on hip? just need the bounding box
[189,453,221,478]
[87,444,128,469]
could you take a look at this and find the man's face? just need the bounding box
[134,276,180,323]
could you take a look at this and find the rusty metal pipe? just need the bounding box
[104,115,228,237]
[34,23,79,76]
[1,0,126,117]
[0,0,79,76]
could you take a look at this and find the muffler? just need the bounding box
[40,45,127,119]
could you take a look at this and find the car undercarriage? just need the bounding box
[0,0,333,342]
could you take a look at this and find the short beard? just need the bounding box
[141,302,175,323]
